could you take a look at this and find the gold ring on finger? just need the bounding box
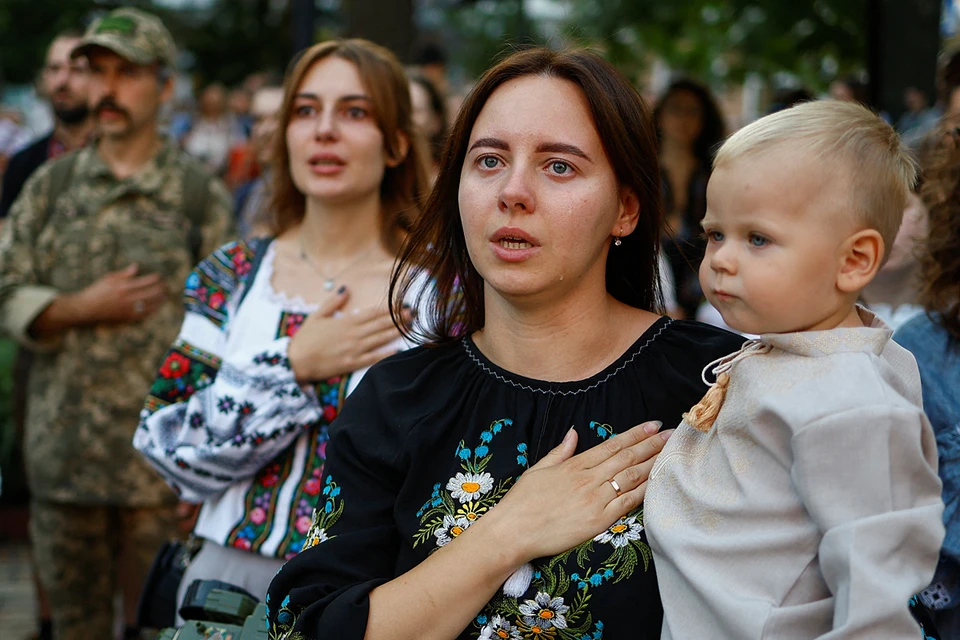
[609,478,622,497]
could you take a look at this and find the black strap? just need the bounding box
[181,168,211,263]
[44,151,80,223]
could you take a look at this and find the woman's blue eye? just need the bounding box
[551,161,570,174]
[749,234,768,247]
[481,156,500,169]
[707,231,724,242]
[345,107,367,119]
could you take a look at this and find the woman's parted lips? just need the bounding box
[490,227,539,245]
[308,151,346,165]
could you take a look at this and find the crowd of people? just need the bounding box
[0,6,958,640]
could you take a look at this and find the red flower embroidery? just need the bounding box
[304,478,321,496]
[322,405,338,423]
[233,252,251,276]
[261,474,279,488]
[209,291,225,310]
[160,353,191,379]
[233,538,252,551]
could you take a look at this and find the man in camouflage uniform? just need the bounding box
[0,9,233,639]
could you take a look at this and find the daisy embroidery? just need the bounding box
[519,592,569,630]
[479,615,522,640]
[447,471,494,503]
[594,516,643,549]
[304,527,329,548]
[434,514,472,547]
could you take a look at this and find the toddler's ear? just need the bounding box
[837,229,883,293]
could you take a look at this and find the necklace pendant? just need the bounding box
[324,279,336,291]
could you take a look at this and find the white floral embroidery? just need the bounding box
[594,515,643,549]
[305,527,329,547]
[519,592,569,630]
[434,514,472,547]
[479,615,522,639]
[446,471,494,503]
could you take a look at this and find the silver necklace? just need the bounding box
[298,229,378,291]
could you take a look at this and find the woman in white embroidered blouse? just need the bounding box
[133,39,431,607]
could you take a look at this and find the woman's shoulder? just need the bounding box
[330,340,471,443]
[655,318,746,363]
[357,340,470,395]
[619,318,744,409]
[184,237,274,328]
[895,312,956,356]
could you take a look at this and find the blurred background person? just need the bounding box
[895,124,960,639]
[0,27,92,640]
[1,29,92,220]
[408,73,447,183]
[766,86,814,114]
[183,83,240,175]
[829,74,870,104]
[899,87,938,136]
[862,189,928,328]
[654,78,726,318]
[228,86,253,138]
[904,50,960,151]
[234,81,284,238]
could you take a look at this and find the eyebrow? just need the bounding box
[536,142,592,162]
[293,92,371,103]
[467,137,592,161]
[468,137,509,152]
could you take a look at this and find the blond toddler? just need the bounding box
[644,100,945,639]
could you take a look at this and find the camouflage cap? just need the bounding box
[72,8,177,69]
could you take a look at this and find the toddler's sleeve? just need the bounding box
[791,405,945,639]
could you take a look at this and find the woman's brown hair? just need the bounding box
[391,47,664,346]
[268,39,430,252]
[919,125,960,339]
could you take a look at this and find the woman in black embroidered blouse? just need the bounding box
[266,48,744,640]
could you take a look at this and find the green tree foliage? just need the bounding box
[0,0,296,90]
[168,0,294,86]
[0,0,131,86]
[564,0,868,89]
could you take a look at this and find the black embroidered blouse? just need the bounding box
[265,318,744,639]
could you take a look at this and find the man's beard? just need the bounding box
[54,102,89,125]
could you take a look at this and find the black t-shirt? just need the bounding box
[0,134,52,218]
[265,318,744,640]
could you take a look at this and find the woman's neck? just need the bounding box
[300,190,384,259]
[660,138,697,165]
[474,281,658,383]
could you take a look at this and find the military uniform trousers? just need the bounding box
[30,500,178,640]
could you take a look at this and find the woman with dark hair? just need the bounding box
[409,72,448,181]
[653,79,726,318]
[896,127,960,638]
[133,39,430,604]
[265,47,742,640]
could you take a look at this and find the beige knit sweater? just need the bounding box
[645,308,945,639]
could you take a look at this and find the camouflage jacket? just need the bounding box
[0,140,234,506]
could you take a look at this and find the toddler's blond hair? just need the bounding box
[714,100,917,253]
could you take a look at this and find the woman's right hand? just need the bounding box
[287,287,407,382]
[482,422,672,564]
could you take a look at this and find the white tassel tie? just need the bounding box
[502,562,535,597]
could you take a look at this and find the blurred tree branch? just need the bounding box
[563,0,868,89]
